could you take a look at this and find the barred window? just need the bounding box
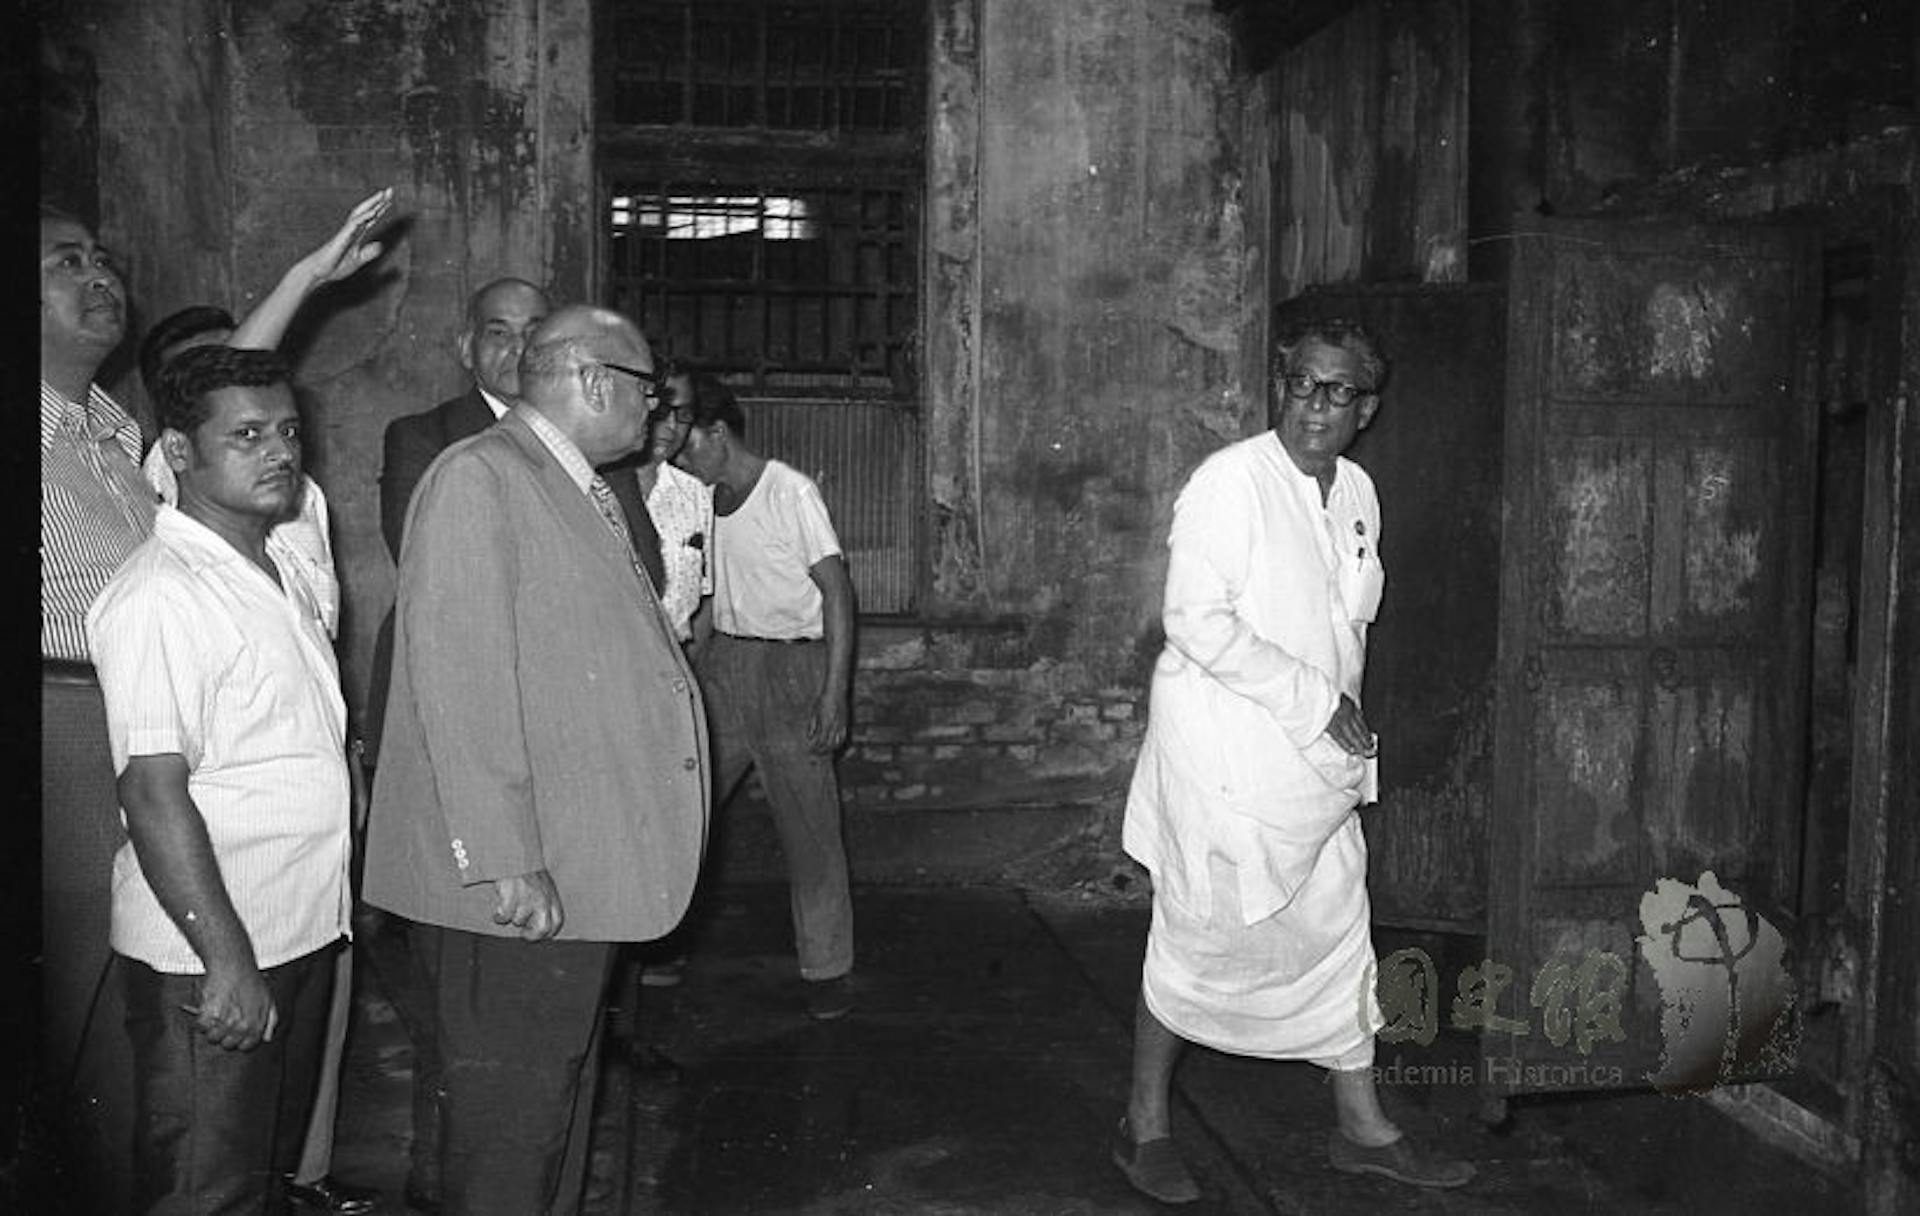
[604,0,919,132]
[599,0,925,615]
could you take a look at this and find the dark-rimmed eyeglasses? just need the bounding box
[1279,372,1373,407]
[593,361,667,403]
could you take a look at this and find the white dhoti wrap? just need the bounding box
[1139,818,1380,1067]
[1123,432,1388,1069]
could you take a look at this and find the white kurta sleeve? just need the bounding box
[1160,460,1340,749]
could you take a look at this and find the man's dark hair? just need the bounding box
[139,305,237,400]
[39,201,87,227]
[1271,317,1388,391]
[155,344,291,434]
[684,373,747,438]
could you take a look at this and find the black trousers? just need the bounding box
[123,941,338,1216]
[413,925,616,1216]
[362,912,445,1202]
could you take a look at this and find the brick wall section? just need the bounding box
[833,625,1148,811]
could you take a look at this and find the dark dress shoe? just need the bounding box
[283,1174,381,1214]
[1110,1117,1201,1204]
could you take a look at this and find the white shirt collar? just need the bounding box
[478,387,512,419]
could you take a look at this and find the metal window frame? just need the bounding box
[593,0,930,618]
[599,0,924,135]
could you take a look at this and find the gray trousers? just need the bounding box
[697,633,855,980]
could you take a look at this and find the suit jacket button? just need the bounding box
[672,678,688,693]
[682,757,698,770]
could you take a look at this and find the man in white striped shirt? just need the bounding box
[88,345,353,1215]
[40,204,144,665]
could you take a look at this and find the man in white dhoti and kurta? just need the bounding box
[1112,320,1474,1202]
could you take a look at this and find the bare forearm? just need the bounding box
[686,598,715,660]
[229,265,323,350]
[118,761,257,974]
[233,186,393,352]
[816,557,856,699]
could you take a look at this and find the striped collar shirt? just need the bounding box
[518,405,680,622]
[87,505,351,973]
[41,380,157,661]
[516,403,598,493]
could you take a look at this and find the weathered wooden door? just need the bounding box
[1277,284,1507,933]
[1481,215,1819,1102]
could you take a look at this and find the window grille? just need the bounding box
[599,0,925,616]
[604,0,919,133]
[607,181,915,391]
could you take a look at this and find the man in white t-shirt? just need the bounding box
[674,377,858,1021]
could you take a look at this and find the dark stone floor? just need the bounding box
[327,883,1862,1215]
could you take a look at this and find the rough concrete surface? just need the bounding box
[328,881,1861,1214]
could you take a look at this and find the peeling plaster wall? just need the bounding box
[964,0,1260,667]
[903,0,1264,813]
[87,0,593,718]
[78,0,1263,825]
[86,0,236,432]
[925,0,987,608]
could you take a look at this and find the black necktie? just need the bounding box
[588,474,666,595]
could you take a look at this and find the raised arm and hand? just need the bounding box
[230,186,395,350]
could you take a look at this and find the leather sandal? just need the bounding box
[1111,1116,1202,1204]
[1327,1128,1475,1188]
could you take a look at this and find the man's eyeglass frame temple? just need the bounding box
[596,361,663,391]
[594,359,682,410]
[595,361,700,423]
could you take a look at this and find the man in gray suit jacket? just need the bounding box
[364,305,707,1216]
[365,276,546,1213]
